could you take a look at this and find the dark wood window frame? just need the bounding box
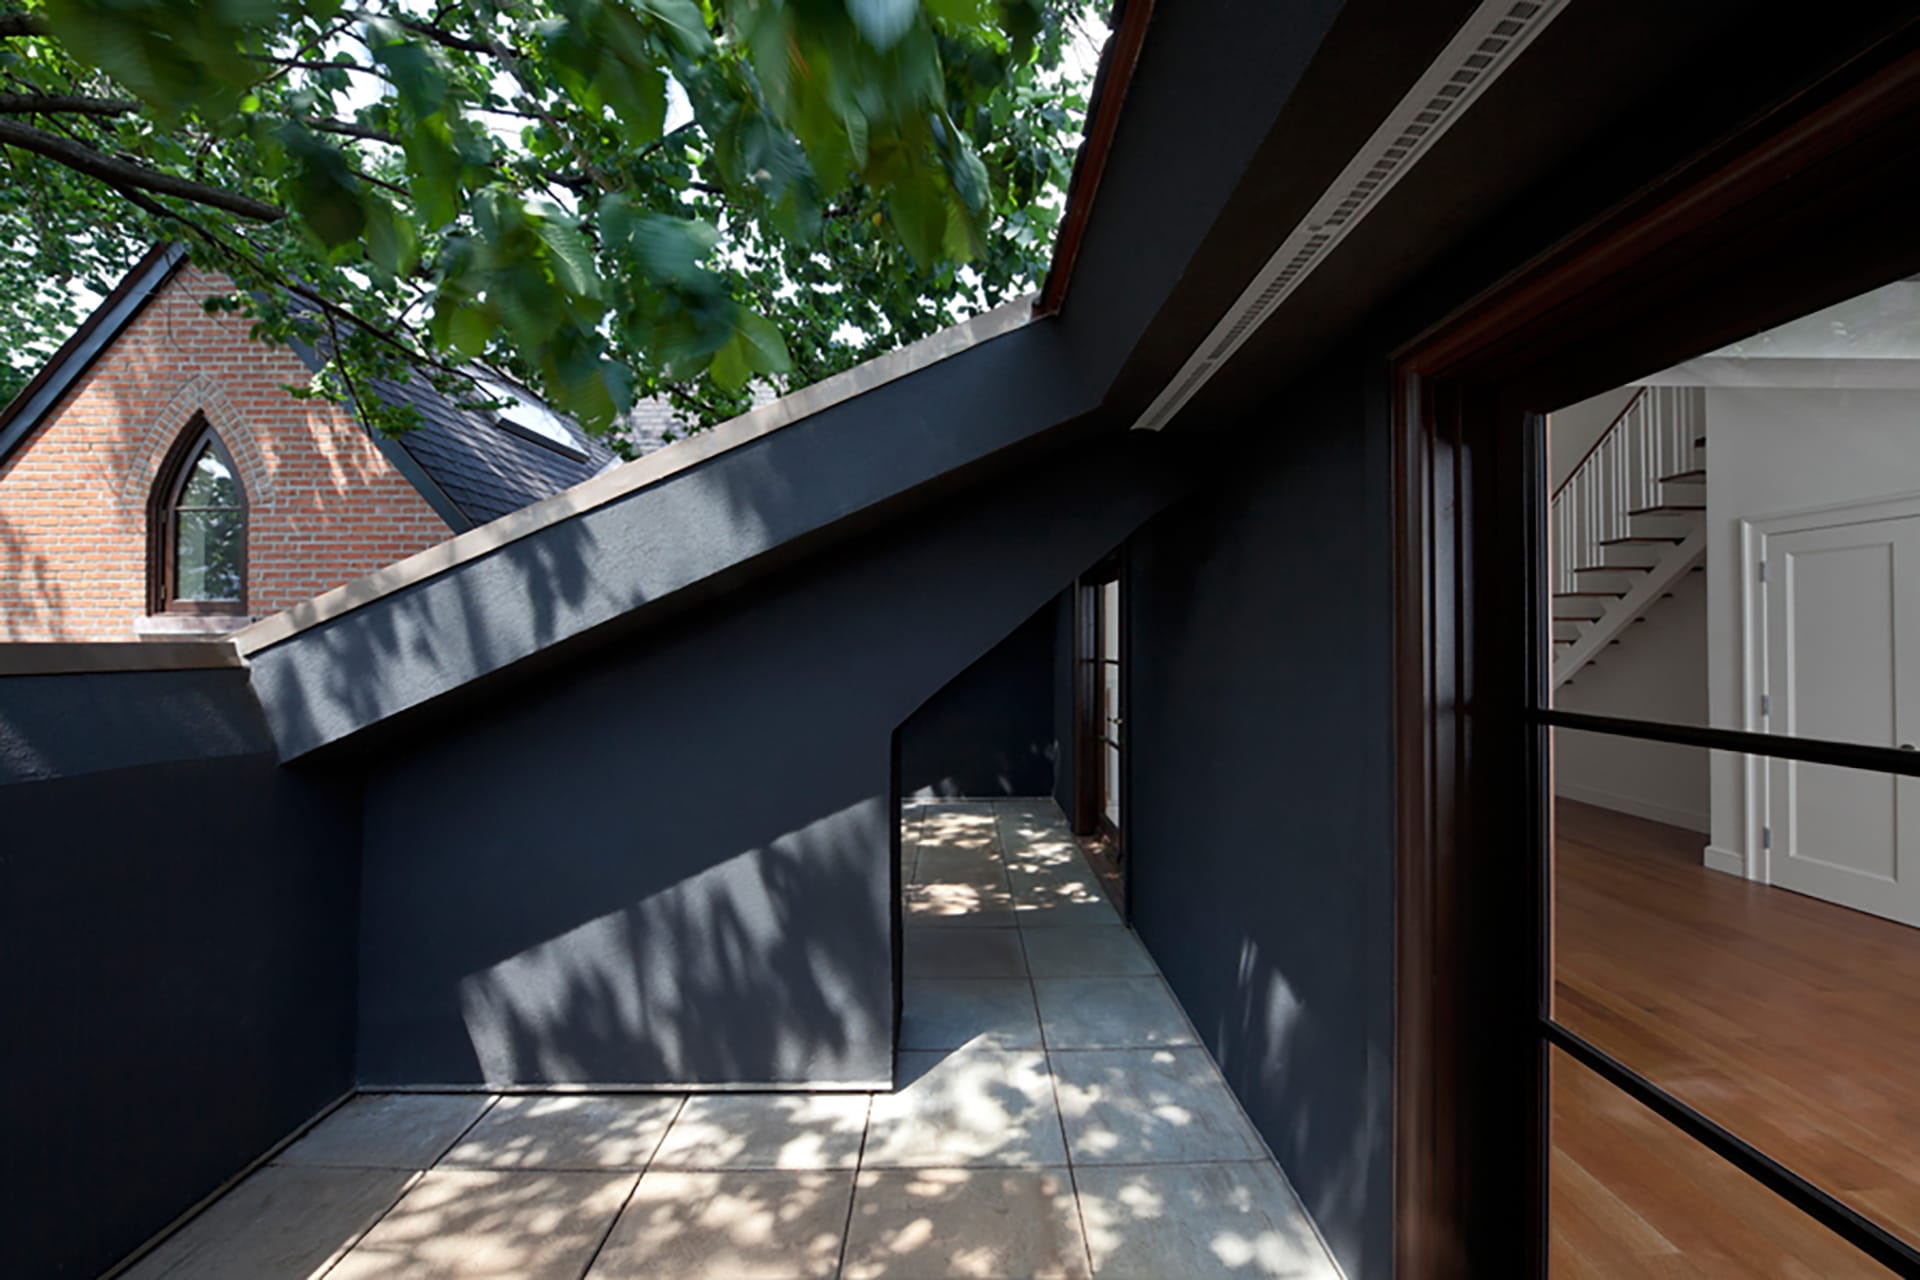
[1393,22,1920,1278]
[1073,551,1126,854]
[147,416,249,615]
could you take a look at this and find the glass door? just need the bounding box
[1076,556,1124,864]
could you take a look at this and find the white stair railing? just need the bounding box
[1551,387,1704,594]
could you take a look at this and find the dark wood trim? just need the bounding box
[1392,21,1920,1278]
[1032,0,1154,317]
[1393,376,1544,1279]
[1070,578,1098,834]
[147,415,248,615]
[1073,554,1124,843]
[1397,16,1920,386]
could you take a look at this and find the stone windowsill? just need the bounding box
[134,613,256,640]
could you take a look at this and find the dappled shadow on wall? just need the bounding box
[456,798,890,1086]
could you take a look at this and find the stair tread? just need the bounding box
[1574,564,1647,574]
[1556,591,1626,598]
[1599,535,1684,545]
[1660,468,1707,483]
[1627,503,1706,515]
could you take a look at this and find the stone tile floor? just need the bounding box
[119,799,1338,1279]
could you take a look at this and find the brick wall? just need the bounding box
[0,265,453,640]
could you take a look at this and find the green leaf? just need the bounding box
[926,0,995,29]
[635,0,712,60]
[710,307,790,391]
[363,200,419,278]
[534,212,600,299]
[888,172,948,267]
[273,124,366,249]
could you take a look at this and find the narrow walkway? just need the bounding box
[121,799,1336,1279]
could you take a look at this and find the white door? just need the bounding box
[1764,514,1920,927]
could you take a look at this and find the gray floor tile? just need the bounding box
[649,1093,870,1170]
[902,978,1044,1050]
[1051,1049,1266,1165]
[442,1094,681,1170]
[904,926,1030,978]
[588,1169,853,1278]
[863,1049,1067,1167]
[276,1094,492,1170]
[1075,1162,1339,1278]
[1019,926,1156,978]
[914,850,1010,891]
[1014,893,1122,929]
[328,1168,635,1279]
[916,811,1000,853]
[906,884,1019,927]
[1033,978,1197,1050]
[120,1164,415,1280]
[842,1168,1090,1279]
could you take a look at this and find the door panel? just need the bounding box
[1766,516,1920,925]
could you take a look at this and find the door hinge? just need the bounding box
[1763,825,1772,851]
[1758,559,1769,584]
[1761,692,1771,719]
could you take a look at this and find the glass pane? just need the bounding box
[1543,275,1920,755]
[1100,661,1119,730]
[1551,1046,1893,1278]
[1100,582,1119,661]
[178,442,240,508]
[1552,725,1920,1249]
[174,507,244,601]
[1102,743,1120,827]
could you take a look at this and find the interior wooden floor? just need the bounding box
[1551,798,1920,1278]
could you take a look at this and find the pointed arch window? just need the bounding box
[149,419,247,614]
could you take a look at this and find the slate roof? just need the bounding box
[281,292,621,529]
[354,365,619,528]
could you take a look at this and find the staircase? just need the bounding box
[1551,387,1706,688]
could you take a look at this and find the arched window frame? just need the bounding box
[147,416,248,615]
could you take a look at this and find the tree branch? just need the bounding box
[303,116,397,144]
[0,118,285,220]
[381,13,493,56]
[0,92,138,116]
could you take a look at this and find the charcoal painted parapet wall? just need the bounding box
[1125,360,1394,1280]
[354,433,1191,1088]
[0,665,360,1279]
[898,593,1066,800]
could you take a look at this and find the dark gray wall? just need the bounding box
[354,433,1191,1087]
[0,667,360,1279]
[898,595,1062,799]
[1125,360,1394,1280]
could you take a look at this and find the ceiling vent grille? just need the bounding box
[1133,0,1568,432]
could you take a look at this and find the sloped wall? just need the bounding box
[352,432,1190,1087]
[897,592,1068,800]
[1,662,359,1278]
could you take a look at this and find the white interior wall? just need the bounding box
[1548,386,1641,492]
[1701,384,1920,876]
[1554,568,1710,831]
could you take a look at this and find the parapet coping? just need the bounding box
[232,295,1037,657]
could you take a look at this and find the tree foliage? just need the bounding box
[0,0,1097,441]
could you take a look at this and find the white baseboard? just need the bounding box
[1702,844,1749,878]
[1554,783,1710,834]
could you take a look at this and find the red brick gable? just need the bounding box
[0,264,451,640]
